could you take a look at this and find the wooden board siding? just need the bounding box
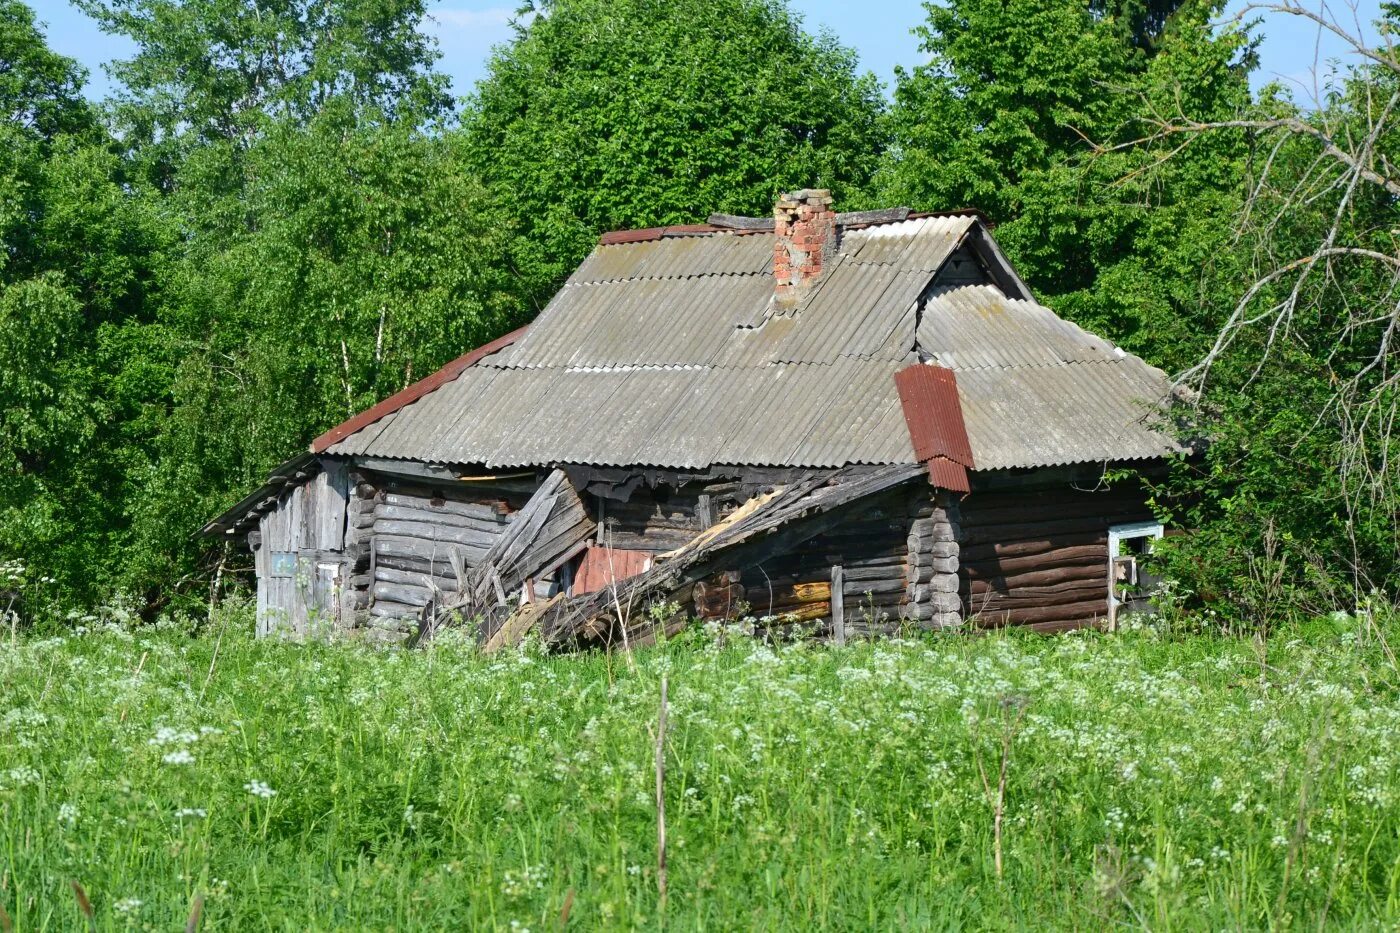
[254,462,349,637]
[956,485,1156,632]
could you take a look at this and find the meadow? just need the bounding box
[2,604,1399,930]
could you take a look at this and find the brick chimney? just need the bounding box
[773,189,835,303]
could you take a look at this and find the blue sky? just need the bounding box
[30,0,1385,104]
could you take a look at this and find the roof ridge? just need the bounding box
[596,208,991,247]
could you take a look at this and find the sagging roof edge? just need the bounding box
[200,451,317,537]
[598,208,993,247]
[202,325,529,537]
[308,324,530,455]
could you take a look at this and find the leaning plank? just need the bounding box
[534,464,924,648]
[422,469,595,642]
[482,594,562,653]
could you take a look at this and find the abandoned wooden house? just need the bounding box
[204,190,1185,647]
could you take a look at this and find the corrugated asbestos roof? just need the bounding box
[918,285,1179,469]
[325,216,1180,472]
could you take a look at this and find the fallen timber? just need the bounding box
[419,463,925,650]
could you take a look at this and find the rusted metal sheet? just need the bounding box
[572,545,652,595]
[894,364,975,467]
[925,456,971,493]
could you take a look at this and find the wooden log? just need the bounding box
[962,547,1107,578]
[761,601,830,622]
[1028,618,1105,634]
[374,535,485,565]
[375,503,505,533]
[693,580,745,618]
[379,477,531,505]
[959,498,1151,528]
[843,577,907,597]
[374,566,461,591]
[975,578,1111,599]
[742,582,832,614]
[961,537,1102,562]
[909,519,957,542]
[966,586,1105,611]
[369,598,421,619]
[960,517,1117,546]
[373,519,500,548]
[372,581,433,608]
[966,563,1105,594]
[600,529,695,552]
[842,561,911,582]
[971,599,1107,627]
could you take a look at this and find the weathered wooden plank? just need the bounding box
[375,504,505,533]
[831,565,845,645]
[381,492,510,522]
[317,460,350,551]
[372,519,500,548]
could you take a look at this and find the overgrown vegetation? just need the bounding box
[2,0,1399,616]
[2,606,1398,928]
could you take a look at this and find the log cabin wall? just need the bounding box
[362,472,536,633]
[906,490,963,629]
[692,482,948,638]
[956,481,1157,632]
[593,483,705,553]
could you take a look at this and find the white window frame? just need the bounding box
[1107,521,1164,629]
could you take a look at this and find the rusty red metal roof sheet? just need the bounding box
[572,544,652,594]
[309,325,529,455]
[894,364,975,468]
[598,224,736,246]
[925,456,971,493]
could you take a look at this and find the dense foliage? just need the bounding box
[1,0,1397,614]
[462,0,888,281]
[3,612,1399,927]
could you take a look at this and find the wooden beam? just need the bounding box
[831,565,845,645]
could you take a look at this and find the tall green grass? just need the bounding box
[2,604,1398,929]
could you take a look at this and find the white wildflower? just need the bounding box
[244,779,277,799]
[163,749,195,766]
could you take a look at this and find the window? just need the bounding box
[1107,521,1164,628]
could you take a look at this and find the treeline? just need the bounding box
[1,0,1395,616]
